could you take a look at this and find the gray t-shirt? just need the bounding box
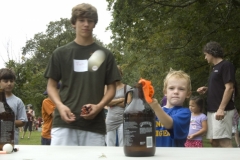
[6,94,28,144]
[106,85,131,132]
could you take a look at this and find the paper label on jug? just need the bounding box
[140,121,153,134]
[124,121,138,146]
[146,136,153,148]
[124,119,154,148]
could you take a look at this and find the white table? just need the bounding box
[0,145,239,160]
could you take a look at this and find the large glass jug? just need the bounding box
[123,84,156,157]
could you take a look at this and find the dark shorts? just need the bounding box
[41,137,51,145]
[24,121,33,131]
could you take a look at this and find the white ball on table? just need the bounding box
[3,143,13,154]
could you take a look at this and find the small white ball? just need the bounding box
[3,144,13,154]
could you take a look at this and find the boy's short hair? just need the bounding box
[203,41,224,58]
[163,69,192,95]
[0,68,16,81]
[70,3,98,25]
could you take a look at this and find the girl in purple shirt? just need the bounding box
[185,96,207,147]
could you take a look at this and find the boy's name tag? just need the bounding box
[73,60,88,72]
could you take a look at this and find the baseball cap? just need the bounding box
[43,83,61,95]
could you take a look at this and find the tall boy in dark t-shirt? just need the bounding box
[44,3,121,146]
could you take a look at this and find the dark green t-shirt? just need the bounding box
[44,41,121,134]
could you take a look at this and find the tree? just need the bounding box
[106,0,240,105]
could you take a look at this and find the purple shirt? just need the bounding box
[161,96,167,106]
[188,113,207,140]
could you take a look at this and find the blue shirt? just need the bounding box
[155,106,191,147]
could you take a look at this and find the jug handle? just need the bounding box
[124,89,133,107]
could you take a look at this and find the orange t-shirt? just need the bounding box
[41,98,55,139]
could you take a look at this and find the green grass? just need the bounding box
[19,129,41,145]
[203,136,211,147]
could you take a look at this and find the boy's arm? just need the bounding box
[148,98,173,129]
[47,78,76,123]
[15,120,25,127]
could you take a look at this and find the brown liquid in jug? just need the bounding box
[123,84,156,157]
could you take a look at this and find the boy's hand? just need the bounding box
[80,104,101,120]
[197,86,208,94]
[57,104,76,123]
[80,105,92,115]
[148,98,161,111]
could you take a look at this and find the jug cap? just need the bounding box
[138,78,154,103]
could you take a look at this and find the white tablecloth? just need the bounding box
[0,145,239,160]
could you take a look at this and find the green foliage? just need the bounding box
[106,0,240,105]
